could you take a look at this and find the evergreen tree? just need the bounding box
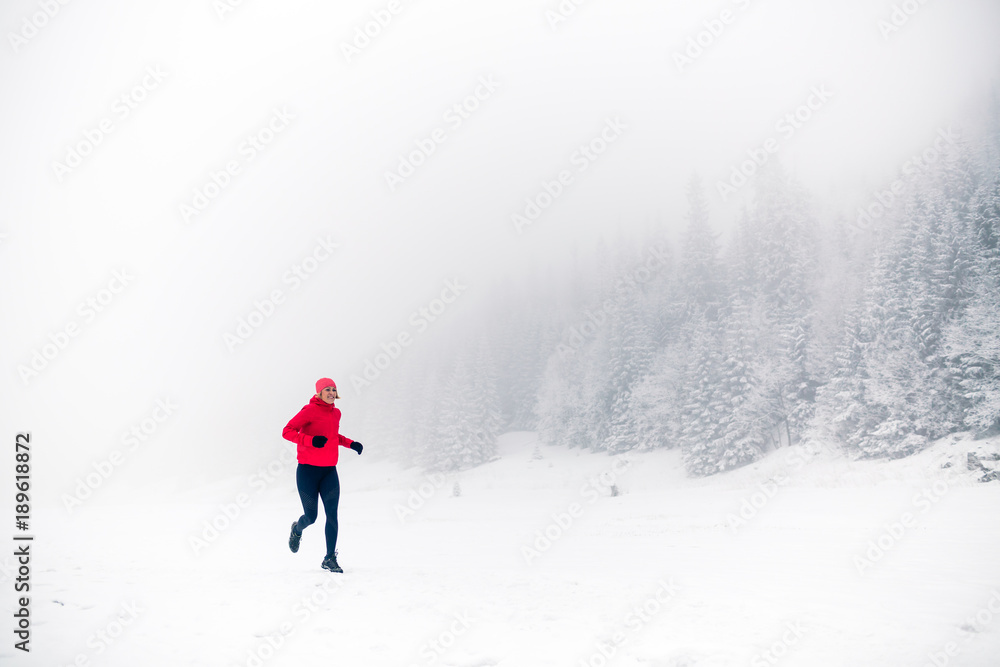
[412,368,445,470]
[945,168,1000,434]
[680,174,724,314]
[373,110,1000,476]
[470,338,503,463]
[944,271,1000,434]
[627,353,682,450]
[679,313,727,475]
[603,278,656,453]
[712,297,771,469]
[728,168,821,447]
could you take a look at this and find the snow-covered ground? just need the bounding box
[9,432,1000,667]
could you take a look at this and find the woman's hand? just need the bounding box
[311,435,328,448]
[350,441,363,455]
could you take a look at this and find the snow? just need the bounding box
[8,431,1000,667]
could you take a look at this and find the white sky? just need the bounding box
[1,0,999,496]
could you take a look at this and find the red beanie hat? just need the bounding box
[315,378,337,394]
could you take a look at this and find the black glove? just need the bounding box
[350,441,363,455]
[311,435,328,448]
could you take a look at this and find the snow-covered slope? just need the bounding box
[8,432,1000,667]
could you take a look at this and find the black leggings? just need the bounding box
[294,464,340,557]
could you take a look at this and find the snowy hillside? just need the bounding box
[4,2,1000,667]
[7,431,1000,667]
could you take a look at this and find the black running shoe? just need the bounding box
[289,522,302,553]
[321,552,343,573]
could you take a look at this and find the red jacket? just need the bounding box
[282,396,354,466]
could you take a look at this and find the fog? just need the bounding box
[2,0,999,498]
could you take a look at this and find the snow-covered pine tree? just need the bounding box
[711,296,772,470]
[848,225,935,458]
[431,356,480,471]
[604,275,656,453]
[627,342,686,451]
[680,174,724,315]
[538,315,612,452]
[578,326,613,451]
[412,367,446,470]
[831,161,974,457]
[741,167,820,446]
[944,270,1000,434]
[679,312,728,475]
[535,351,584,449]
[813,298,871,447]
[491,301,554,432]
[945,166,1000,434]
[469,337,503,464]
[969,165,1000,263]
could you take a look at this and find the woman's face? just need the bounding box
[319,386,338,404]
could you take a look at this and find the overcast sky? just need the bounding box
[2,0,999,497]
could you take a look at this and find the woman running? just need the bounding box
[282,378,363,572]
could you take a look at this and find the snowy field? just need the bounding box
[8,432,1000,667]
